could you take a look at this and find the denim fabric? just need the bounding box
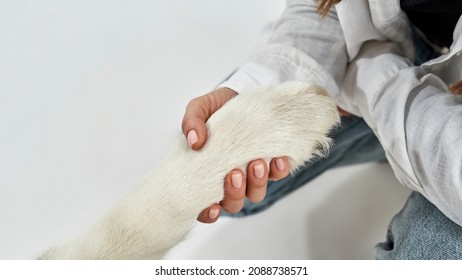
[375,192,462,259]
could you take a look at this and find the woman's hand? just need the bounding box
[181,87,291,223]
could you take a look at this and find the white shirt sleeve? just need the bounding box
[341,40,462,226]
[219,0,347,97]
[220,0,462,226]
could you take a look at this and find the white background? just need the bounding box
[0,0,410,259]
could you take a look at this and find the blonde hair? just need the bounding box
[315,0,342,17]
[449,80,462,94]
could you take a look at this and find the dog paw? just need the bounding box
[204,81,340,173]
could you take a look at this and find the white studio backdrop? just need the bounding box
[0,0,409,260]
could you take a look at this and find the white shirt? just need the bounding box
[220,0,462,226]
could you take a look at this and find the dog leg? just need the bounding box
[39,81,340,259]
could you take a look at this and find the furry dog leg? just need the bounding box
[39,81,340,259]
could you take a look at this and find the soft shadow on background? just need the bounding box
[0,0,409,259]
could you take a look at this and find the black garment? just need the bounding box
[401,0,462,48]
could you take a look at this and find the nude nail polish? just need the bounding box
[187,129,198,147]
[254,164,264,179]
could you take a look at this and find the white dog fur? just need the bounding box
[38,81,340,259]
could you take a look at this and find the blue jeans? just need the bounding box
[224,27,462,259]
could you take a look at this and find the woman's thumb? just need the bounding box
[182,97,209,150]
[181,88,237,150]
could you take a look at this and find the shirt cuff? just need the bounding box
[217,43,340,98]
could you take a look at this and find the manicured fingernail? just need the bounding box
[276,158,285,171]
[187,130,198,147]
[253,164,264,179]
[231,173,242,189]
[208,208,219,219]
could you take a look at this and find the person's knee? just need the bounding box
[375,192,462,260]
